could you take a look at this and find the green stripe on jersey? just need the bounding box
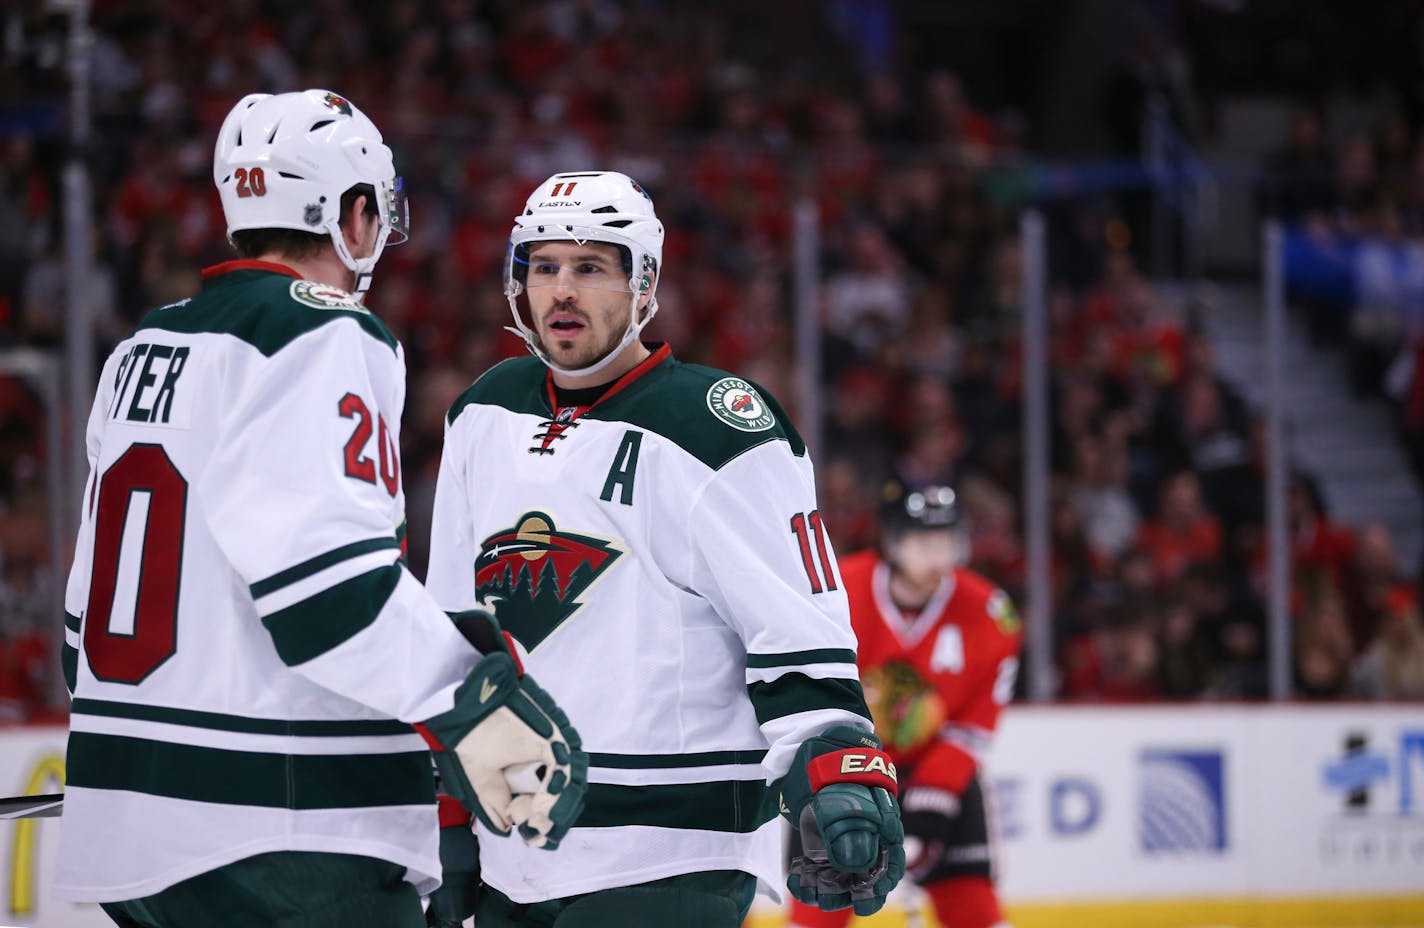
[589,749,767,769]
[63,612,80,693]
[66,732,434,810]
[746,649,856,669]
[746,673,871,726]
[250,537,401,599]
[580,779,773,832]
[71,698,413,737]
[62,643,77,694]
[261,564,401,666]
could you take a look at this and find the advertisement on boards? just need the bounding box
[1248,706,1424,895]
[7,708,1424,926]
[989,705,1424,903]
[990,707,1251,902]
[1,726,108,928]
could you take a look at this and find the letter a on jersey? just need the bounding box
[474,512,622,650]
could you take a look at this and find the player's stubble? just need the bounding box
[535,299,624,372]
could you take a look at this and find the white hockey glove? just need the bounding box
[417,611,587,849]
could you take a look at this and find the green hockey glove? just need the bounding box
[778,725,906,916]
[416,610,588,850]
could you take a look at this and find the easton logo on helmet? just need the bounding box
[475,511,622,650]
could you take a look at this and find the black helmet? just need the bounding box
[879,481,962,534]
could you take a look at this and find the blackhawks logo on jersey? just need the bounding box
[987,589,1021,636]
[861,660,947,755]
[474,511,622,651]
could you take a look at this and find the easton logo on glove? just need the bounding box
[808,748,898,795]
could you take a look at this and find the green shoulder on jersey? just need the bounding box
[447,353,807,472]
[135,267,399,357]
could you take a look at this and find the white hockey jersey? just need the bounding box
[425,344,874,902]
[55,260,480,901]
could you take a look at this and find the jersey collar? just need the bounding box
[871,559,958,648]
[201,259,303,282]
[542,342,673,416]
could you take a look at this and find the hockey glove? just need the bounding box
[417,610,588,850]
[425,799,479,927]
[778,725,906,916]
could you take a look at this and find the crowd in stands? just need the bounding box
[2,0,1422,718]
[1260,104,1424,499]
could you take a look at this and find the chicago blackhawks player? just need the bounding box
[55,90,585,928]
[791,484,1021,928]
[423,171,905,927]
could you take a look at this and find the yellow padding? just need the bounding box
[746,896,1424,928]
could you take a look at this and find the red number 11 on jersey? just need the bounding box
[791,510,838,594]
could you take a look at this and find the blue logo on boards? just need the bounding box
[1138,750,1227,853]
[1321,729,1424,815]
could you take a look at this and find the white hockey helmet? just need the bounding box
[213,89,408,294]
[503,171,664,377]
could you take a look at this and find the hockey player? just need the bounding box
[55,90,586,928]
[422,171,905,927]
[790,483,1021,928]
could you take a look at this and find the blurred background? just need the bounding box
[2,0,1423,925]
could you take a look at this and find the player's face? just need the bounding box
[887,529,960,586]
[524,241,640,371]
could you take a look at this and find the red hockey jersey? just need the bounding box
[839,550,1023,795]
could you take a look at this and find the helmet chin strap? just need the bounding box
[328,218,388,296]
[506,288,659,379]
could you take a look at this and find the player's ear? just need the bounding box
[341,193,373,255]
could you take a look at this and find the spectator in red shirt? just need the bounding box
[1137,471,1223,585]
[1289,476,1356,592]
[1061,606,1163,702]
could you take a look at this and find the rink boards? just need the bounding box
[5,705,1424,927]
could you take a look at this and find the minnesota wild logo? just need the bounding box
[474,511,622,650]
[322,92,353,116]
[706,377,775,433]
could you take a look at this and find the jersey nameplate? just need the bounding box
[706,377,775,433]
[108,342,191,428]
[289,279,369,313]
